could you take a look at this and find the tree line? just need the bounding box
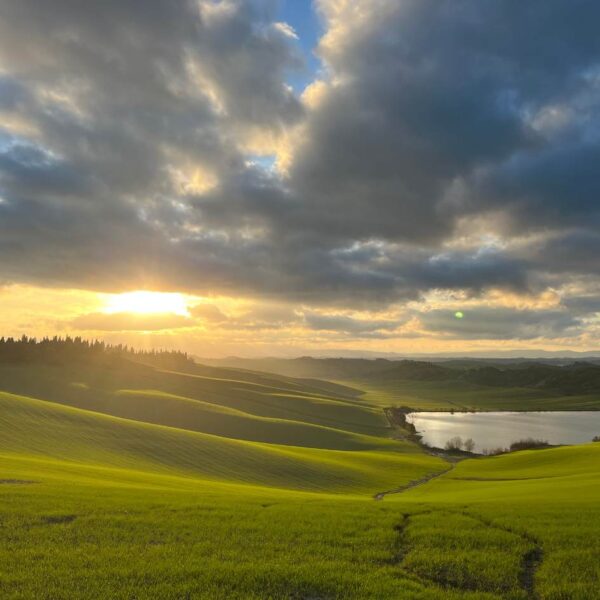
[0,335,193,369]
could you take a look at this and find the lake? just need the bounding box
[405,411,600,453]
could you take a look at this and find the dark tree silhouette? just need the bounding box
[0,335,193,369]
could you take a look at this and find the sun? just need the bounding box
[103,291,189,316]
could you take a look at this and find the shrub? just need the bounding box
[463,438,476,452]
[509,438,550,452]
[593,436,600,442]
[444,436,463,451]
[481,447,506,456]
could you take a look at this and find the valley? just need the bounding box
[1,343,599,598]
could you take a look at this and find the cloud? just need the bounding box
[419,308,582,340]
[303,311,401,335]
[189,303,229,323]
[190,0,600,305]
[70,312,192,332]
[526,231,600,277]
[0,0,302,292]
[189,302,302,331]
[0,0,599,342]
[469,141,600,234]
[562,295,600,317]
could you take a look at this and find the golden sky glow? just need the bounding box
[103,291,190,316]
[0,284,597,358]
[1,3,599,358]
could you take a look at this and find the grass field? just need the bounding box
[394,443,600,599]
[204,356,600,412]
[350,377,600,411]
[0,391,443,495]
[0,359,599,598]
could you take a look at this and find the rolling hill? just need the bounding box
[1,342,599,599]
[204,357,600,411]
[0,360,387,439]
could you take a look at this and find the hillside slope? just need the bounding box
[394,444,600,599]
[0,362,387,441]
[0,391,444,495]
[204,357,600,410]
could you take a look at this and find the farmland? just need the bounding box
[0,350,599,598]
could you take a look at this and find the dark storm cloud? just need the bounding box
[191,0,600,307]
[420,308,582,340]
[562,295,600,316]
[521,231,600,277]
[284,0,600,243]
[303,312,400,335]
[470,140,600,233]
[0,0,302,291]
[403,250,531,295]
[1,0,600,326]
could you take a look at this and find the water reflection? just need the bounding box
[405,411,600,454]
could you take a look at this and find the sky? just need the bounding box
[1,0,600,357]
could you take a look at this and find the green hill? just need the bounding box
[0,390,443,495]
[107,389,389,450]
[0,361,387,438]
[204,357,600,411]
[1,343,599,599]
[391,444,600,599]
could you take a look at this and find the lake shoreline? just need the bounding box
[404,410,600,455]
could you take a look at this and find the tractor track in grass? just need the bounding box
[459,511,544,600]
[390,509,544,599]
[520,546,543,599]
[373,464,455,500]
[377,405,544,596]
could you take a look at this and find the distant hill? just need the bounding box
[200,356,400,380]
[202,356,600,397]
[0,390,439,495]
[462,362,600,394]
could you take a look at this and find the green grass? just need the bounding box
[390,443,600,599]
[0,391,443,495]
[3,440,599,598]
[397,511,532,598]
[102,388,389,450]
[0,462,482,600]
[349,377,600,411]
[0,363,388,436]
[1,360,600,598]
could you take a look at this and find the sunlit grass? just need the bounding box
[0,360,599,599]
[349,378,600,411]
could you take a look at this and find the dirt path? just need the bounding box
[373,463,455,500]
[375,406,461,500]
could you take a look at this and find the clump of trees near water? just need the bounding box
[443,435,553,456]
[0,335,193,369]
[480,438,551,456]
[444,436,476,452]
